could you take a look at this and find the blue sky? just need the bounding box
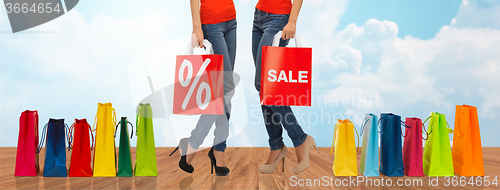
[338,0,462,39]
[1,0,499,148]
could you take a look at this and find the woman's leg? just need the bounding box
[253,9,286,152]
[253,9,308,162]
[252,9,287,166]
[187,20,233,165]
[212,19,237,167]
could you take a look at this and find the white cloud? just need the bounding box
[481,89,500,119]
[326,20,500,113]
[315,1,500,148]
[451,0,500,29]
[301,0,349,68]
[1,10,169,82]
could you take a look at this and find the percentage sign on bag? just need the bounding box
[178,58,212,110]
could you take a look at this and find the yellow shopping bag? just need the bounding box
[92,103,117,177]
[330,119,359,176]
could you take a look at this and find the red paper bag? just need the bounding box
[15,110,39,176]
[174,40,224,115]
[68,119,94,177]
[403,117,425,177]
[261,31,312,106]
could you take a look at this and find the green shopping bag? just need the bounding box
[423,112,454,177]
[116,117,134,177]
[134,103,158,176]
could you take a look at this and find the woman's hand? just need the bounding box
[282,21,296,40]
[191,27,204,48]
[282,0,302,40]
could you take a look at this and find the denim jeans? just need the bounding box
[189,19,237,152]
[252,9,307,151]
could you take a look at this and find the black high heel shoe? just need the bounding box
[208,147,230,176]
[169,138,194,173]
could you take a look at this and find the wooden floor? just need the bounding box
[1,147,499,189]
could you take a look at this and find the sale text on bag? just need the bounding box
[267,70,308,83]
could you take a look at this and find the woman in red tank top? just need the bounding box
[169,0,236,176]
[252,0,323,175]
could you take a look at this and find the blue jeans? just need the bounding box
[189,19,237,152]
[252,9,307,151]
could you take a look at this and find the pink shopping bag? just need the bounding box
[403,117,426,177]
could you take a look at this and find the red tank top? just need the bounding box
[200,0,236,24]
[256,0,292,14]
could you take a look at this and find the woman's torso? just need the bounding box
[256,0,292,14]
[200,0,236,24]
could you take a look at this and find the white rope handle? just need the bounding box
[272,31,302,47]
[185,39,214,55]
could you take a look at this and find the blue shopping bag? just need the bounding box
[379,113,410,177]
[359,114,379,177]
[39,118,69,177]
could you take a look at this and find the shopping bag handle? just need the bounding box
[446,121,454,134]
[114,118,134,139]
[185,39,213,55]
[68,123,76,150]
[455,108,464,137]
[127,121,134,139]
[67,121,94,151]
[359,118,368,136]
[272,31,302,47]
[422,114,454,136]
[136,106,139,136]
[422,121,429,140]
[37,123,49,153]
[112,108,117,134]
[65,123,71,151]
[422,115,433,138]
[378,118,389,134]
[92,113,98,132]
[330,123,339,155]
[353,125,360,154]
[114,122,119,138]
[401,121,411,137]
[87,123,94,151]
[330,123,360,155]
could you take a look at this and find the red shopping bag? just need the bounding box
[15,110,40,176]
[68,119,94,177]
[261,31,312,106]
[174,40,224,115]
[403,117,425,177]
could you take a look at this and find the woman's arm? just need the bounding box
[190,0,204,47]
[282,0,303,40]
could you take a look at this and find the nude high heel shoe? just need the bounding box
[292,135,323,174]
[259,145,288,174]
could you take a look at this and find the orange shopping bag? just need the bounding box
[452,105,484,176]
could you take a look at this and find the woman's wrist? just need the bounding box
[193,26,202,33]
[192,22,202,31]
